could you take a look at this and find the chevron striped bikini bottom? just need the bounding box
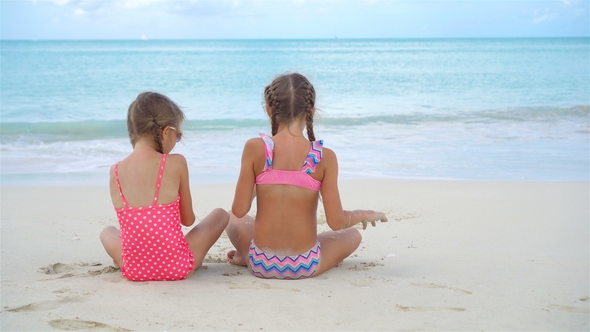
[248,240,321,280]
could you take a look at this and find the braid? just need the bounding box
[150,121,164,154]
[265,83,281,136]
[304,83,315,141]
[305,110,315,141]
[270,88,280,112]
[264,86,272,109]
[271,113,279,136]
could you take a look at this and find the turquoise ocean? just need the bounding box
[1,38,589,185]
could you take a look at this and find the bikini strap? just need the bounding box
[152,154,167,207]
[114,162,130,208]
[301,139,324,175]
[259,133,274,171]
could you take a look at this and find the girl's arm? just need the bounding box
[320,148,388,230]
[231,139,259,218]
[175,154,196,227]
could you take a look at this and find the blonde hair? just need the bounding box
[127,91,185,153]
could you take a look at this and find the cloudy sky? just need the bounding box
[1,0,588,40]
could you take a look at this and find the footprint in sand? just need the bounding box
[547,304,590,314]
[48,319,132,331]
[39,263,75,275]
[5,297,82,313]
[52,288,72,294]
[39,262,119,279]
[86,266,120,276]
[411,283,473,295]
[396,304,466,312]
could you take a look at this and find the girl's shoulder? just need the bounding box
[320,146,336,160]
[316,146,338,172]
[164,153,188,170]
[245,136,265,146]
[242,138,266,172]
[243,137,266,153]
[166,152,187,162]
[109,158,125,177]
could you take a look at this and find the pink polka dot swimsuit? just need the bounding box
[114,154,195,281]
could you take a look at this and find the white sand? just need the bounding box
[1,180,588,331]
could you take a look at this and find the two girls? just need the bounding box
[100,74,387,281]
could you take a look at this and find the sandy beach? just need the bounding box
[1,179,588,331]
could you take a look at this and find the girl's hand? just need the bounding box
[359,211,388,230]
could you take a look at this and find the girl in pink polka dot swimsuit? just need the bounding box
[100,92,229,281]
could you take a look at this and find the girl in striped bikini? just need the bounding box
[226,73,388,279]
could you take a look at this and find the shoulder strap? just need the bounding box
[259,133,274,171]
[114,162,129,208]
[301,139,324,175]
[152,154,167,207]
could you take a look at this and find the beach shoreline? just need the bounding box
[1,179,588,331]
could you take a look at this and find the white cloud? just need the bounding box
[532,12,558,24]
[121,0,164,10]
[31,0,243,19]
[17,0,587,39]
[43,0,77,5]
[560,0,580,5]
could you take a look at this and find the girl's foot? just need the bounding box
[227,250,247,267]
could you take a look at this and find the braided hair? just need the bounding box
[127,92,185,153]
[263,73,316,141]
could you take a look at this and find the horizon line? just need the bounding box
[2,36,589,42]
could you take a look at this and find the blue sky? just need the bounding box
[1,0,588,39]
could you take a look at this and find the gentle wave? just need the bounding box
[318,105,589,126]
[1,105,587,141]
[0,118,266,141]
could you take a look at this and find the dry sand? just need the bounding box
[1,179,588,331]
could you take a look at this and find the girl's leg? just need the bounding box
[185,208,230,270]
[225,211,255,267]
[100,226,123,267]
[315,228,362,276]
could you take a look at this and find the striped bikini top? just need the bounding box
[255,133,324,191]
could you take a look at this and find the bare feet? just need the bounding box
[227,250,248,267]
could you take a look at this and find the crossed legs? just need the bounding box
[100,208,229,272]
[224,211,362,277]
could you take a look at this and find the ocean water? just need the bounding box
[1,38,589,185]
